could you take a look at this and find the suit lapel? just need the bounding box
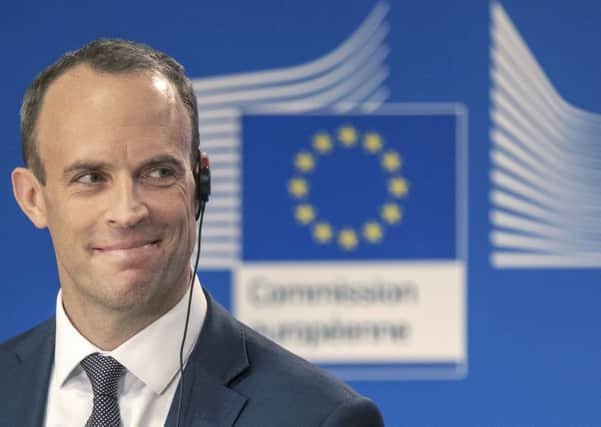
[165,290,249,427]
[168,372,247,427]
[11,319,55,427]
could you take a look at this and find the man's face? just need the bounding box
[32,65,197,316]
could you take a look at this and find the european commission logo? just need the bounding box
[237,109,467,380]
[190,0,468,380]
[490,4,601,269]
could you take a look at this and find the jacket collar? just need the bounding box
[165,289,249,426]
[12,318,55,427]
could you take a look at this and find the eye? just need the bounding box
[147,167,176,179]
[74,171,106,184]
[141,166,179,186]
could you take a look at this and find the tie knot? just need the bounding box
[81,353,125,397]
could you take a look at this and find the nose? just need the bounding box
[106,176,149,228]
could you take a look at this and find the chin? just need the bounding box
[98,270,163,308]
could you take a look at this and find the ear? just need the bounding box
[11,167,48,229]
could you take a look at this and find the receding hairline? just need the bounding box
[31,63,195,174]
[45,61,187,107]
[38,63,189,121]
[20,39,200,184]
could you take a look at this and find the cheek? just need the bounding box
[43,192,95,245]
[148,199,197,259]
[146,184,196,225]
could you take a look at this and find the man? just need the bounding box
[0,39,384,426]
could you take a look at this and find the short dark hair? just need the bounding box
[20,38,199,184]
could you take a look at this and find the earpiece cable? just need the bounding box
[175,200,206,427]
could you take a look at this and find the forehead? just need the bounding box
[35,64,191,165]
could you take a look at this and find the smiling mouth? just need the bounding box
[93,239,162,253]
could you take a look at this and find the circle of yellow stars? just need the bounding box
[287,125,409,251]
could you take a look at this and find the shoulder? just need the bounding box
[0,318,54,422]
[0,318,55,368]
[232,321,384,426]
[193,291,383,426]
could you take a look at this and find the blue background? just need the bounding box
[1,1,601,425]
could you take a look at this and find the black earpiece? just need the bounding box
[195,151,211,219]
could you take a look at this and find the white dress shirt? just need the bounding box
[44,278,206,427]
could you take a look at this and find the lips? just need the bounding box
[92,238,162,267]
[93,239,161,252]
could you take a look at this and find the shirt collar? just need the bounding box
[54,277,206,395]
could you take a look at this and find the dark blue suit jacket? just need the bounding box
[0,291,384,426]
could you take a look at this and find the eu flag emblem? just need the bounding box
[241,110,462,262]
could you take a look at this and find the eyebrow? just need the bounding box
[63,160,112,179]
[62,155,187,179]
[136,154,186,175]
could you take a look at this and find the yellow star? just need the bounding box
[362,221,383,243]
[381,151,402,172]
[381,203,402,224]
[313,222,333,243]
[338,228,358,250]
[295,152,315,172]
[313,133,333,154]
[388,177,409,198]
[288,178,309,198]
[337,126,357,147]
[295,204,315,225]
[363,133,383,154]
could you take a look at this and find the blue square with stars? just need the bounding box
[241,110,463,261]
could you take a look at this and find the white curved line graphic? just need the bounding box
[195,33,389,108]
[490,3,601,268]
[192,2,389,93]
